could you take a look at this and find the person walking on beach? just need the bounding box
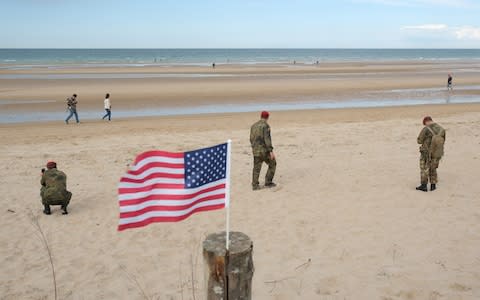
[250,111,277,190]
[40,161,72,215]
[65,94,79,124]
[416,116,446,192]
[102,93,112,121]
[447,74,453,91]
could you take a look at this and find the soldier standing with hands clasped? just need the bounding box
[416,116,446,192]
[250,111,277,190]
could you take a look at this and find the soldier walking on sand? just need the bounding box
[40,161,72,215]
[250,111,277,190]
[416,116,446,192]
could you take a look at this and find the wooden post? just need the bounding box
[203,231,254,300]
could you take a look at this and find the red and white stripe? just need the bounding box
[118,150,226,231]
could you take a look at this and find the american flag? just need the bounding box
[118,142,229,231]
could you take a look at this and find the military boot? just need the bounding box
[43,205,51,215]
[430,184,436,191]
[252,185,261,191]
[416,184,428,192]
[61,204,68,215]
[265,182,277,188]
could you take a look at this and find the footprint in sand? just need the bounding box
[450,283,472,292]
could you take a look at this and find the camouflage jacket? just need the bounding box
[67,97,77,110]
[417,123,446,153]
[41,168,70,201]
[250,119,273,156]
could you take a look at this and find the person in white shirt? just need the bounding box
[102,93,112,121]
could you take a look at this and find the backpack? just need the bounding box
[427,126,445,159]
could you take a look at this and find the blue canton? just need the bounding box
[184,143,228,188]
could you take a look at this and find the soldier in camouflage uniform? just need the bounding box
[40,161,72,215]
[250,111,277,190]
[416,116,446,192]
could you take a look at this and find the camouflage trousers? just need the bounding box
[252,153,276,188]
[40,187,72,207]
[419,154,440,184]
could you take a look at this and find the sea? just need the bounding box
[1,49,480,68]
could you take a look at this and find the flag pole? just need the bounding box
[225,139,232,250]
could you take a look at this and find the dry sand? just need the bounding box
[1,104,480,299]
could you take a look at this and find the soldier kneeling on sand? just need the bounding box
[416,116,446,192]
[40,161,72,215]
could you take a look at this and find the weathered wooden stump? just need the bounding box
[203,231,254,300]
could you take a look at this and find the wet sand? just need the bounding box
[1,62,480,119]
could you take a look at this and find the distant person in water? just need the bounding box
[212,63,216,69]
[447,74,453,91]
[65,94,79,124]
[102,93,112,121]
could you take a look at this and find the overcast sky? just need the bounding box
[1,0,479,48]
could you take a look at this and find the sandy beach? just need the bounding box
[1,101,480,299]
[3,0,480,296]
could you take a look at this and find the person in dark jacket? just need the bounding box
[65,94,80,124]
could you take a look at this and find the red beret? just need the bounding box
[423,116,433,125]
[261,111,270,119]
[46,161,57,169]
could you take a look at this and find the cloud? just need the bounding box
[455,26,480,40]
[402,24,480,40]
[356,0,473,7]
[402,24,448,30]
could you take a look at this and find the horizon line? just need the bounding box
[1,47,480,50]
